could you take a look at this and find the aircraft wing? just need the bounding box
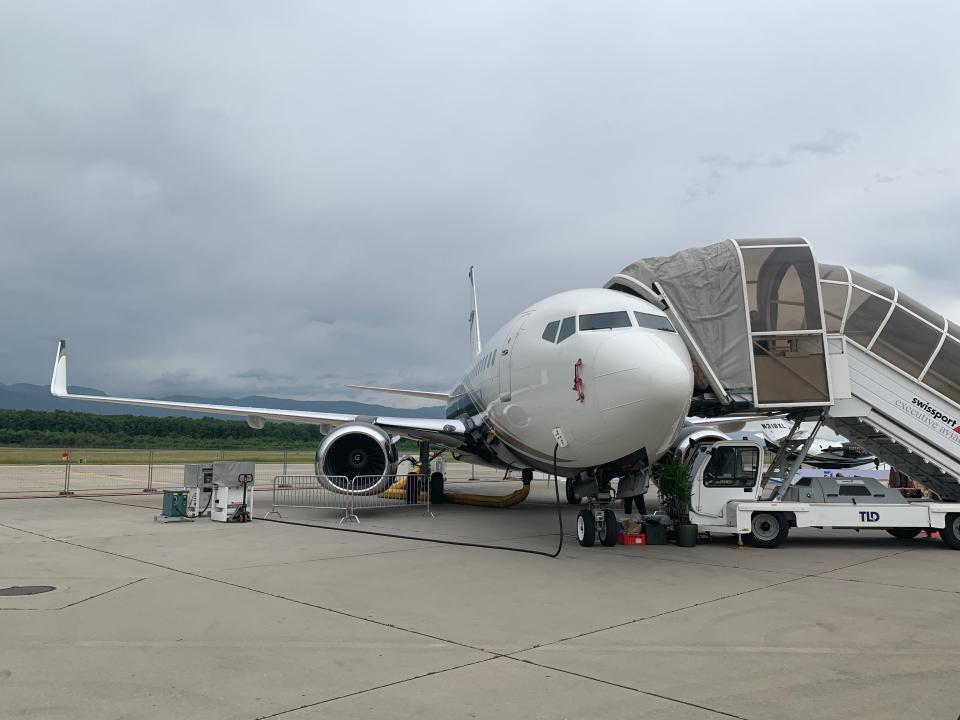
[50,341,466,447]
[344,384,451,402]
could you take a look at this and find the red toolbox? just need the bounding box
[617,530,646,546]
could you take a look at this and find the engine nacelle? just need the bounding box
[315,422,399,495]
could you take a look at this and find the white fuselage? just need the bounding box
[446,288,694,476]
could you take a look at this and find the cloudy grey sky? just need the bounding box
[2,1,958,405]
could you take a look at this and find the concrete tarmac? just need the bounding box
[2,483,959,719]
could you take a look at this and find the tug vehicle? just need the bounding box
[688,441,960,549]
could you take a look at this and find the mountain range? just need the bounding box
[0,382,445,419]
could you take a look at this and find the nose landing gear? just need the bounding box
[572,471,620,547]
[576,507,618,547]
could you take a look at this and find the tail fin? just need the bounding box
[468,266,481,357]
[51,339,68,397]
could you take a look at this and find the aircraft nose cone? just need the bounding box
[593,331,693,442]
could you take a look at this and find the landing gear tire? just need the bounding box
[886,527,921,540]
[940,514,960,550]
[746,512,789,549]
[576,508,596,547]
[566,478,581,505]
[599,508,618,547]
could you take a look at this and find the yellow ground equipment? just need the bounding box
[380,466,531,508]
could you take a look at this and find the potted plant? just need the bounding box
[656,455,698,547]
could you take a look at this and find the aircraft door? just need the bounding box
[691,443,762,518]
[498,314,529,401]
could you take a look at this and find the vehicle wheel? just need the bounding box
[600,509,618,546]
[940,514,960,550]
[566,478,582,505]
[886,527,921,540]
[746,512,789,548]
[576,508,596,547]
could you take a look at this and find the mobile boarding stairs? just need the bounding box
[607,238,960,501]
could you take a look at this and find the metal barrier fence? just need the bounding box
[264,474,433,522]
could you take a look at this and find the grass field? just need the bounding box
[0,447,318,465]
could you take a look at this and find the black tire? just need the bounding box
[940,514,960,550]
[566,478,582,505]
[576,508,596,547]
[886,527,922,540]
[600,509,618,546]
[746,512,789,548]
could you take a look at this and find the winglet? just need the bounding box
[51,339,68,397]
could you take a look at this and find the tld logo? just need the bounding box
[858,511,880,522]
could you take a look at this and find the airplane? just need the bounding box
[738,419,877,470]
[50,270,751,546]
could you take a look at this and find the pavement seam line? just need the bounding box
[507,545,926,655]
[505,656,752,719]
[816,546,920,573]
[0,577,147,612]
[252,657,499,719]
[0,520,493,656]
[806,572,960,595]
[216,544,449,572]
[510,575,807,653]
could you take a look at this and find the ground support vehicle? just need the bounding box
[687,441,960,549]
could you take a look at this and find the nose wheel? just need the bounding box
[576,507,618,547]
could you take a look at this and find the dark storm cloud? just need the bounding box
[1,1,959,405]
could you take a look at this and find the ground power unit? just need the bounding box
[210,461,254,523]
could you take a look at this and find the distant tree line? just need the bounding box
[0,409,323,449]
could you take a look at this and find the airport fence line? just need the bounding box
[0,446,530,497]
[263,474,432,522]
[0,447,312,496]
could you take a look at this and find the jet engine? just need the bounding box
[315,422,399,495]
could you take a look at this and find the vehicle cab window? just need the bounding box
[542,320,560,343]
[557,316,576,343]
[703,446,760,488]
[837,485,871,497]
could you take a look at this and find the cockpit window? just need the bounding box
[557,316,576,343]
[579,311,631,331]
[542,320,560,343]
[635,312,676,332]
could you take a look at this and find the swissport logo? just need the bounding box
[895,397,960,446]
[911,397,958,429]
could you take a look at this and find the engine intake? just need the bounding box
[316,422,398,495]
